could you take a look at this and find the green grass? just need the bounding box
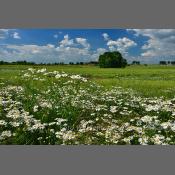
[0,64,175,98]
[1,65,175,145]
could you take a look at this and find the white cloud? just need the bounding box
[107,37,137,55]
[47,44,55,48]
[90,48,107,61]
[102,32,137,55]
[54,34,58,38]
[0,44,105,64]
[102,33,110,41]
[0,33,111,63]
[0,44,58,63]
[0,34,104,63]
[53,32,62,39]
[0,29,9,39]
[75,38,90,49]
[55,35,92,62]
[13,32,21,39]
[128,29,175,57]
[55,46,91,62]
[59,34,74,47]
[96,48,107,54]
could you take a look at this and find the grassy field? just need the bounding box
[1,64,175,97]
[0,65,175,145]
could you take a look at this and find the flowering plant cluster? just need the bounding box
[0,68,175,145]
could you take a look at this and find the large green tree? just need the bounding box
[98,51,127,68]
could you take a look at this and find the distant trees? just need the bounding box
[1,59,174,66]
[69,62,74,65]
[0,60,35,65]
[0,60,99,66]
[0,61,9,65]
[160,61,167,65]
[68,61,99,65]
[88,61,98,65]
[159,61,175,65]
[74,62,84,65]
[171,61,175,65]
[132,61,140,65]
[98,51,127,68]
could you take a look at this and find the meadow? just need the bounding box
[1,64,175,97]
[0,65,175,145]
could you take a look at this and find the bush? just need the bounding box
[98,51,127,68]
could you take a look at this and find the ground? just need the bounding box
[0,65,175,145]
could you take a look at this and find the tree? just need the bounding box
[171,61,175,65]
[69,62,74,65]
[160,61,167,65]
[132,61,140,65]
[98,51,127,68]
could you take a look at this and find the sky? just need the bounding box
[0,29,175,64]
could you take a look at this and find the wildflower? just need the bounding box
[160,122,171,129]
[141,115,153,123]
[33,105,39,112]
[55,118,67,125]
[40,101,52,108]
[151,134,165,145]
[110,106,117,113]
[0,131,12,140]
[50,129,55,133]
[37,137,43,141]
[37,68,46,73]
[138,136,149,145]
[55,74,61,79]
[0,120,7,126]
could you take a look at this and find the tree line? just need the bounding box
[0,51,175,67]
[0,60,35,65]
[159,61,175,65]
[0,60,99,65]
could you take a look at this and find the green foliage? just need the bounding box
[1,66,175,145]
[1,64,175,98]
[98,51,127,68]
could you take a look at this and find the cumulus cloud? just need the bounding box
[53,32,62,39]
[128,29,175,57]
[0,31,141,63]
[13,32,21,39]
[0,29,9,39]
[102,33,110,41]
[55,35,92,62]
[0,34,104,63]
[106,37,137,55]
[102,33,137,55]
[1,44,57,62]
[53,34,58,38]
[59,34,74,47]
[90,48,107,61]
[75,38,90,49]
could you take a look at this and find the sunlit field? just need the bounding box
[0,65,175,144]
[1,64,175,97]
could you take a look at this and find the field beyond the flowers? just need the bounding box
[1,64,175,97]
[0,65,175,145]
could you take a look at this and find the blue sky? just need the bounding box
[0,29,175,63]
